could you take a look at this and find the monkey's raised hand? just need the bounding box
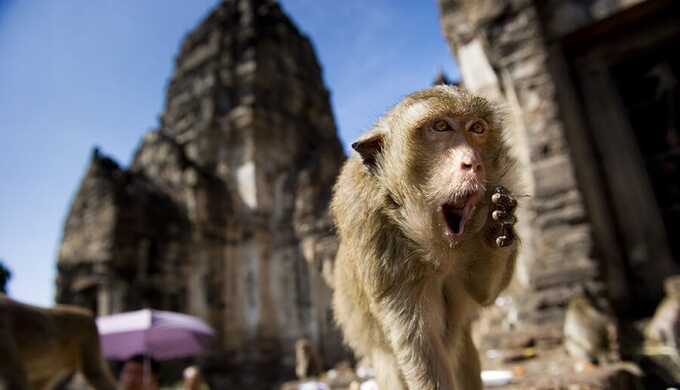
[485,186,517,248]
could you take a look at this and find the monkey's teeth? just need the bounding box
[457,219,465,235]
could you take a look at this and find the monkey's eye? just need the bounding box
[431,120,452,132]
[467,119,488,134]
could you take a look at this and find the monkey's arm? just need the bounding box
[463,186,518,305]
[463,238,517,306]
[372,280,455,390]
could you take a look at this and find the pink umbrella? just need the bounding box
[96,309,215,361]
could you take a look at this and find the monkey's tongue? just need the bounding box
[442,195,478,238]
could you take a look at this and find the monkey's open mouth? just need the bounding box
[441,192,480,239]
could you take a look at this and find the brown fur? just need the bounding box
[0,295,117,390]
[646,275,680,352]
[331,86,519,389]
[564,295,618,364]
[294,338,322,379]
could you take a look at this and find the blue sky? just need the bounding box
[0,0,459,306]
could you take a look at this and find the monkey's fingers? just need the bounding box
[496,235,513,248]
[491,210,517,226]
[495,227,515,248]
[491,192,517,211]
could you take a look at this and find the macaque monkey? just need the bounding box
[0,295,117,390]
[331,86,519,390]
[294,338,322,379]
[646,275,680,352]
[563,294,618,364]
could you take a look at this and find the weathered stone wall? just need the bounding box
[57,148,191,314]
[438,0,677,333]
[547,0,680,311]
[57,0,346,387]
[539,0,645,38]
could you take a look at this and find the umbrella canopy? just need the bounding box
[96,309,215,361]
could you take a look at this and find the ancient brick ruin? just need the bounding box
[56,0,345,387]
[438,0,680,387]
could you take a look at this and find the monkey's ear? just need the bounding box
[351,133,384,171]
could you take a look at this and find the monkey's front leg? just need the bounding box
[464,186,519,306]
[450,324,483,390]
[374,283,455,390]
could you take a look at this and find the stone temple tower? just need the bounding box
[56,0,346,387]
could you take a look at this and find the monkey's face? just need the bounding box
[419,115,490,242]
[352,86,503,248]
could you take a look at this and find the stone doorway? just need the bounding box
[557,0,680,317]
[612,40,680,266]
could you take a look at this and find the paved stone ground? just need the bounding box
[281,325,645,390]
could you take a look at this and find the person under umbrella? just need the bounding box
[97,309,214,388]
[119,355,160,390]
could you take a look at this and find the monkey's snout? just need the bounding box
[458,151,484,174]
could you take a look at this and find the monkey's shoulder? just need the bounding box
[331,157,384,226]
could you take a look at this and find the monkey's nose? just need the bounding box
[461,160,483,172]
